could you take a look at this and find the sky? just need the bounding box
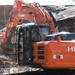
[0,0,75,5]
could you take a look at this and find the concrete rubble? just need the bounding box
[0,65,43,74]
[0,51,43,74]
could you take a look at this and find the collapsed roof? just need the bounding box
[44,5,75,21]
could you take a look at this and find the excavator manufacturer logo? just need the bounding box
[68,46,75,52]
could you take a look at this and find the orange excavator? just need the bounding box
[2,0,75,72]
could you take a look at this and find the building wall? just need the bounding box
[58,18,75,32]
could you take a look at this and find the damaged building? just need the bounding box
[44,5,75,32]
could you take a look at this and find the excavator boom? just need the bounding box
[5,0,56,42]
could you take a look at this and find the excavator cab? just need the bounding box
[17,23,50,66]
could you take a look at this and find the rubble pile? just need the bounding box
[0,53,44,74]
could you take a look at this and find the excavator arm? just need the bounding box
[2,0,56,43]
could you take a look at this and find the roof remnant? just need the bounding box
[44,5,75,21]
